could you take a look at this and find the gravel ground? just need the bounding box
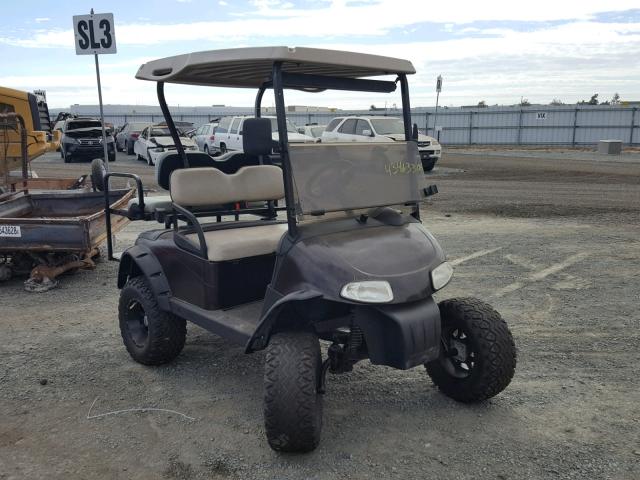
[1,149,639,479]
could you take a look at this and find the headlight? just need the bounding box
[188,145,198,150]
[432,139,440,146]
[152,147,164,152]
[340,281,393,303]
[431,262,453,291]
[65,137,79,144]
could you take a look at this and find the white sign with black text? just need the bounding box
[73,13,117,55]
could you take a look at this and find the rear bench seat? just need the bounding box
[170,165,286,261]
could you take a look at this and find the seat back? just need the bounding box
[155,152,218,190]
[170,166,284,207]
[242,118,273,156]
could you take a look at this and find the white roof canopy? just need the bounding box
[135,46,416,88]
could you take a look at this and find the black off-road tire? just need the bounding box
[119,276,186,366]
[422,158,437,172]
[126,141,134,155]
[426,297,516,403]
[90,158,106,192]
[264,331,323,452]
[219,143,227,154]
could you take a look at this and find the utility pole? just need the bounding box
[433,75,442,140]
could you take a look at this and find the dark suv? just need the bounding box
[61,117,115,163]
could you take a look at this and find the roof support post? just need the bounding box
[254,85,266,118]
[272,62,298,237]
[157,82,189,167]
[399,74,412,141]
[398,74,421,221]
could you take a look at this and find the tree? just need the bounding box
[611,93,621,104]
[370,104,377,111]
[577,94,599,105]
[477,100,487,107]
[520,98,531,106]
[550,98,564,105]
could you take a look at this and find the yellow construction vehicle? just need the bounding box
[0,86,61,180]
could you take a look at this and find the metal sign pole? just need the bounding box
[94,53,109,172]
[90,8,109,172]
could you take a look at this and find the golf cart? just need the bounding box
[107,47,516,453]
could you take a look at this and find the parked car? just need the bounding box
[60,117,115,163]
[133,123,198,165]
[192,122,218,154]
[322,116,442,171]
[213,115,316,154]
[298,124,326,139]
[115,122,148,155]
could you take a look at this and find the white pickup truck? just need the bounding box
[321,116,442,171]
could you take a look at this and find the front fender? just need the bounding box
[117,245,172,311]
[354,296,441,370]
[245,287,323,353]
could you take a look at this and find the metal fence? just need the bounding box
[77,105,640,146]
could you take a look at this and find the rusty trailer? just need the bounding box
[0,188,134,291]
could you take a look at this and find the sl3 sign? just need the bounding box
[73,13,117,55]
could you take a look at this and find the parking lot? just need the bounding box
[1,149,639,479]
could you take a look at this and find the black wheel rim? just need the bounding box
[126,300,149,348]
[441,327,476,379]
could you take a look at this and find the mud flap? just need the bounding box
[354,297,441,370]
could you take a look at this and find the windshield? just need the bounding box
[67,120,101,130]
[129,122,147,131]
[269,118,299,134]
[150,127,173,136]
[289,142,423,215]
[371,118,405,135]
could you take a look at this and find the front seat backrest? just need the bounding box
[170,166,284,207]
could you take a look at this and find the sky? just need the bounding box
[1,0,640,109]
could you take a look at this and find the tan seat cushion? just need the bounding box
[185,223,288,261]
[127,195,172,213]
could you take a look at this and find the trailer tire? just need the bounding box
[426,297,516,403]
[264,331,323,452]
[119,276,186,366]
[91,158,106,192]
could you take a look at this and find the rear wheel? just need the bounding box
[264,331,323,452]
[219,143,227,154]
[426,298,516,402]
[203,144,209,155]
[147,152,154,166]
[126,141,134,155]
[119,276,186,365]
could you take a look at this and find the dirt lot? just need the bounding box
[1,149,639,479]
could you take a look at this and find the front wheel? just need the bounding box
[264,331,323,452]
[426,298,516,403]
[119,276,186,365]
